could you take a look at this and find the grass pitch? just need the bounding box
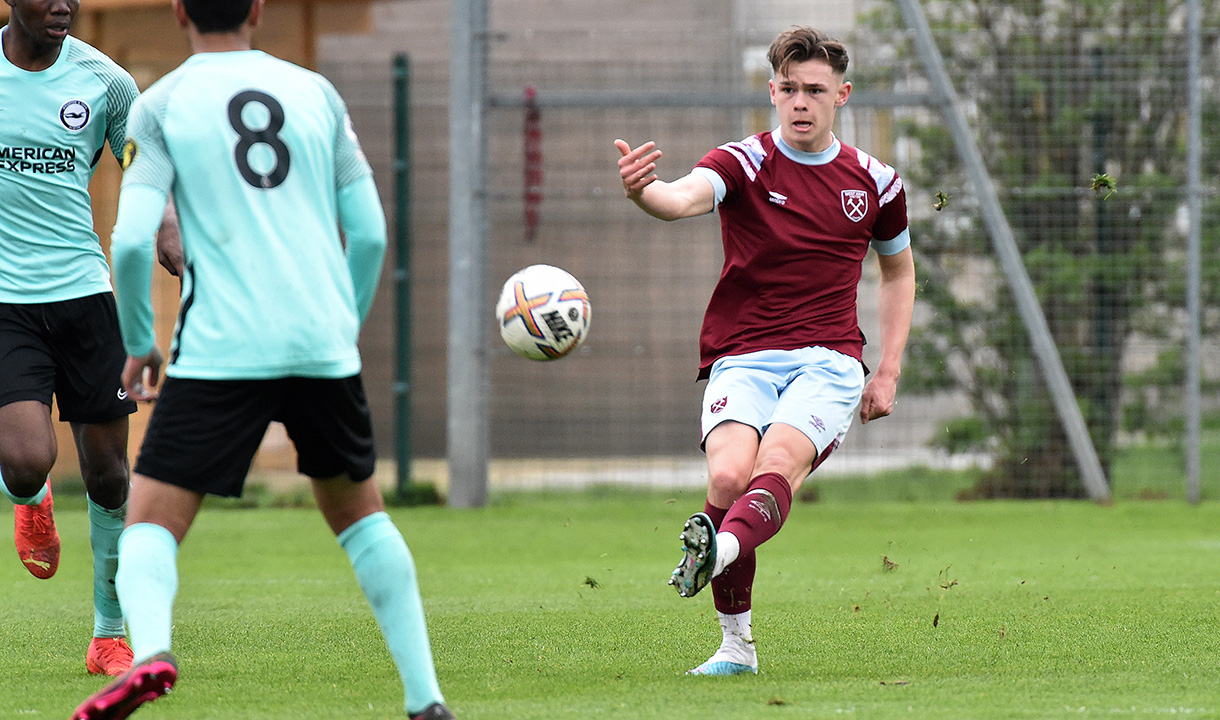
[3,486,1219,719]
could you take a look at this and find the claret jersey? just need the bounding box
[0,30,138,303]
[690,130,910,378]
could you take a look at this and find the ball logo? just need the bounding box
[59,99,91,131]
[710,397,727,414]
[840,189,867,222]
[500,281,551,340]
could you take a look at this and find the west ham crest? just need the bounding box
[841,189,868,222]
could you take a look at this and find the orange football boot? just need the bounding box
[14,483,59,579]
[87,637,135,676]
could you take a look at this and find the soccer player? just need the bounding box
[0,0,142,676]
[70,1,455,718]
[615,26,916,675]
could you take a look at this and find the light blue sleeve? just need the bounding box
[690,167,725,208]
[337,175,387,324]
[870,227,911,256]
[105,70,139,164]
[324,80,374,188]
[110,183,170,356]
[120,90,176,195]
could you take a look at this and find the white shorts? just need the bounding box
[700,347,865,459]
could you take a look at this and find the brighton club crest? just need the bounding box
[59,99,90,131]
[841,189,868,222]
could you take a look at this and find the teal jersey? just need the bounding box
[0,30,138,303]
[116,50,380,380]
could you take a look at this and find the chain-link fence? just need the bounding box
[320,0,1220,500]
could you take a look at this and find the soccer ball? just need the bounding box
[495,264,591,361]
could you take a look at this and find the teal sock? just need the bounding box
[89,498,126,638]
[115,523,178,662]
[0,470,47,505]
[339,512,444,714]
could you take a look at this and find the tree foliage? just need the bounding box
[856,0,1220,497]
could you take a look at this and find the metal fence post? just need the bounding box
[1186,0,1203,504]
[393,54,413,499]
[447,0,491,508]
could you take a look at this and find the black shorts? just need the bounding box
[0,293,137,424]
[134,375,377,497]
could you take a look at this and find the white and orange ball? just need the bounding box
[495,264,591,361]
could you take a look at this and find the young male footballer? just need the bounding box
[0,0,142,677]
[71,0,454,718]
[615,26,916,676]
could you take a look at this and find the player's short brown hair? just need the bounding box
[768,26,849,78]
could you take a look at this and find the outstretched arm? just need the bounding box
[615,139,714,220]
[859,246,916,424]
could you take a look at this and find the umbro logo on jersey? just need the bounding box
[841,189,868,222]
[59,99,91,131]
[768,191,788,206]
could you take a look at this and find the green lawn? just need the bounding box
[3,487,1220,719]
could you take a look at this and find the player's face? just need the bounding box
[6,0,79,55]
[769,58,851,154]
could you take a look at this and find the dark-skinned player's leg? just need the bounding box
[75,417,135,676]
[0,400,60,579]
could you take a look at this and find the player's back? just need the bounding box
[135,50,364,380]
